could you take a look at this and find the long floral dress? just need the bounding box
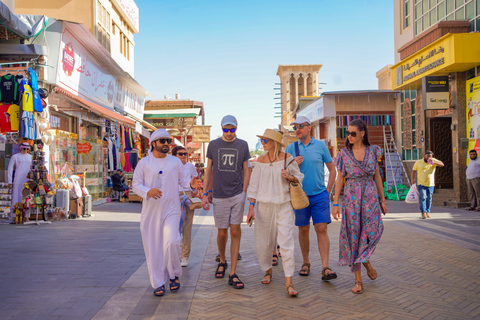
[334,145,384,272]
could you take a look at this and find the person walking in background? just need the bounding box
[332,119,387,294]
[466,149,480,211]
[172,146,200,267]
[411,150,444,219]
[111,169,129,199]
[201,115,250,289]
[246,129,303,297]
[132,129,200,297]
[285,116,338,281]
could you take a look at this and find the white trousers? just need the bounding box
[141,211,182,289]
[254,202,295,277]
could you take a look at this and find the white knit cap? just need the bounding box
[150,128,170,143]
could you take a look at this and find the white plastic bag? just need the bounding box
[405,184,420,204]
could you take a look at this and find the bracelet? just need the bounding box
[332,204,339,207]
[208,190,212,193]
[250,202,255,207]
[202,193,208,196]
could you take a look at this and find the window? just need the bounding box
[400,89,420,160]
[96,1,111,52]
[405,0,412,28]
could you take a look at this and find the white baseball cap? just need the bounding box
[290,116,311,126]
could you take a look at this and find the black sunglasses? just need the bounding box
[177,152,188,156]
[261,139,269,144]
[293,124,309,130]
[346,131,358,138]
[222,128,236,133]
[156,138,172,144]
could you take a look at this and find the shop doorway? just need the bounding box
[429,117,453,188]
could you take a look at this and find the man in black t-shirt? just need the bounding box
[202,115,250,289]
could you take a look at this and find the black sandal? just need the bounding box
[169,277,180,293]
[228,273,244,289]
[277,245,281,258]
[153,285,165,296]
[215,262,228,278]
[299,263,310,276]
[272,254,279,266]
[321,267,338,281]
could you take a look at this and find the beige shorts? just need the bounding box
[212,191,246,229]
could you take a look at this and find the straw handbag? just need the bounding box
[284,156,309,210]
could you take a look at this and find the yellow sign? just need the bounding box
[192,125,211,143]
[467,76,480,165]
[391,33,480,90]
[49,129,78,140]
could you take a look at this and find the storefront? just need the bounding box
[391,32,480,206]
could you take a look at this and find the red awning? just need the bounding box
[54,87,136,127]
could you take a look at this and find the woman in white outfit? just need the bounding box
[246,129,304,297]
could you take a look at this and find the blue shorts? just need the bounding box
[294,190,331,226]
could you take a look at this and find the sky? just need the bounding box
[134,0,395,150]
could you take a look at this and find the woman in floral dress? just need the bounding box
[332,119,387,294]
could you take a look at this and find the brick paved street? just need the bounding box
[1,200,479,319]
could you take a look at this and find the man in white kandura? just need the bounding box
[132,129,200,297]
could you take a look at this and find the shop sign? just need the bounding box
[114,80,145,120]
[466,76,480,164]
[192,125,211,143]
[297,97,330,122]
[397,46,446,87]
[186,142,201,148]
[75,165,95,174]
[85,177,103,187]
[77,140,94,155]
[50,129,78,140]
[57,25,116,110]
[422,76,449,110]
[116,0,139,31]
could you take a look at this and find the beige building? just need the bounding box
[15,0,138,76]
[276,64,322,127]
[376,0,480,207]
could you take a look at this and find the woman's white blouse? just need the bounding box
[247,156,304,205]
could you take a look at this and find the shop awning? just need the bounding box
[126,113,157,131]
[143,108,201,118]
[54,87,136,127]
[391,32,480,90]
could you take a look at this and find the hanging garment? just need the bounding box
[108,138,114,172]
[123,152,132,172]
[8,152,32,219]
[0,74,17,103]
[112,140,117,171]
[28,67,43,112]
[19,79,33,112]
[6,104,19,131]
[115,123,120,149]
[21,111,35,139]
[130,152,138,171]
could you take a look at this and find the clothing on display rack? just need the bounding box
[19,79,33,112]
[28,67,44,113]
[0,74,18,103]
[21,111,35,140]
[130,151,138,171]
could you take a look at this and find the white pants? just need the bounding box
[254,202,295,277]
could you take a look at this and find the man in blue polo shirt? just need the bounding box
[286,116,338,281]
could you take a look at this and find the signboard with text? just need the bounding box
[467,76,480,165]
[422,76,449,110]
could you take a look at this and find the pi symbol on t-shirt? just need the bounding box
[218,148,238,172]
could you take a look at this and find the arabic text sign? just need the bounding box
[58,26,115,110]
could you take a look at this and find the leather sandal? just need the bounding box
[352,281,363,294]
[286,285,298,297]
[153,285,165,296]
[299,263,310,276]
[362,262,377,280]
[169,276,180,293]
[467,207,476,211]
[321,267,338,281]
[261,270,272,284]
[215,262,228,278]
[272,254,279,266]
[228,273,244,289]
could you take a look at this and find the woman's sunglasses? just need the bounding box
[177,152,188,156]
[346,131,358,138]
[222,128,236,133]
[261,139,269,144]
[157,138,173,144]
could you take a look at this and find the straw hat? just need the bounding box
[41,131,54,146]
[256,129,285,147]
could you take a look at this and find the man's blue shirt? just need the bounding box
[286,138,332,196]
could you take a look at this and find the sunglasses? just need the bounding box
[346,131,359,138]
[222,128,236,133]
[293,124,309,130]
[261,139,269,144]
[177,152,188,156]
[156,138,172,144]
